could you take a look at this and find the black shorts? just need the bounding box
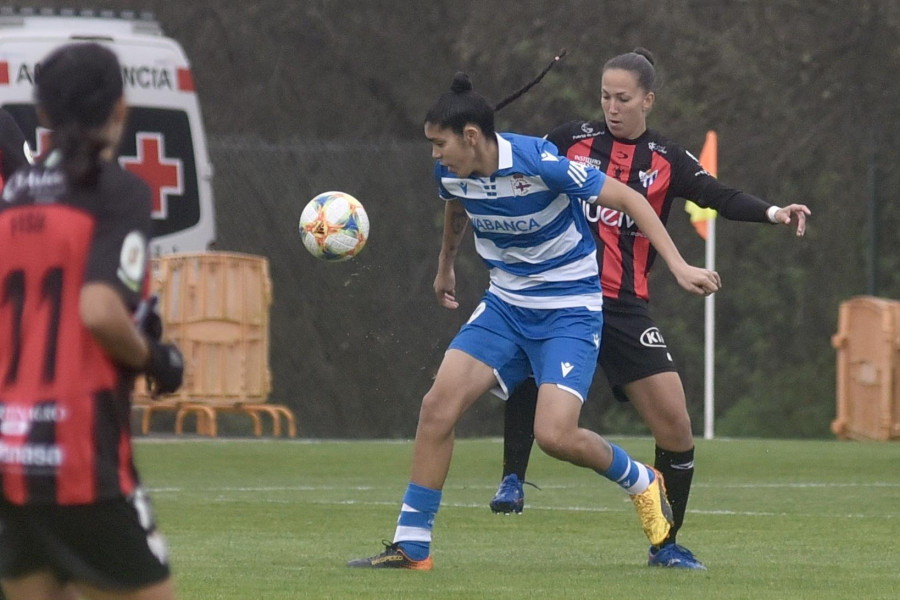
[0,488,170,590]
[598,297,677,402]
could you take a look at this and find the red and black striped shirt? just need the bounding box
[547,120,771,301]
[0,155,151,505]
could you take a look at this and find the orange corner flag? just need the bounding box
[685,130,718,240]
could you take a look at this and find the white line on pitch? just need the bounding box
[146,481,899,494]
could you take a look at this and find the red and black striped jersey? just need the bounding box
[547,120,771,301]
[0,153,152,505]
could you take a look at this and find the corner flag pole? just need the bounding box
[699,131,718,440]
[684,131,719,440]
[703,204,716,440]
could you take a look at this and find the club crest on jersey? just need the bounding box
[511,174,532,196]
[639,169,658,189]
[118,230,147,292]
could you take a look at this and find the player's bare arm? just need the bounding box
[434,199,468,309]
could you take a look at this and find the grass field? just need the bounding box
[135,436,899,600]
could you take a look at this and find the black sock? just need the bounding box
[654,445,695,546]
[502,378,538,480]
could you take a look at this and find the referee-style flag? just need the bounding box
[685,130,718,239]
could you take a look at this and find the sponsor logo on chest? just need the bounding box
[571,154,605,170]
[470,215,541,233]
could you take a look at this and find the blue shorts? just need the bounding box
[448,292,603,402]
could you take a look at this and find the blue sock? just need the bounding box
[598,443,655,494]
[393,483,441,560]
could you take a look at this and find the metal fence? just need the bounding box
[208,137,524,438]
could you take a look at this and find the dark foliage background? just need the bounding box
[24,0,900,438]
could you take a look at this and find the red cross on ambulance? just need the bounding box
[119,133,183,218]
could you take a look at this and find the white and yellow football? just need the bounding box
[298,191,369,261]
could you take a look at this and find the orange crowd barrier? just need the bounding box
[133,252,297,437]
[831,296,900,441]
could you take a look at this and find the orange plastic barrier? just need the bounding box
[831,296,900,441]
[133,252,297,437]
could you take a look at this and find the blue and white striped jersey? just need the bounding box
[435,132,607,310]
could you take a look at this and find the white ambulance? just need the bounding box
[0,7,215,256]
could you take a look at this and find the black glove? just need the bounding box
[133,294,163,341]
[145,338,184,396]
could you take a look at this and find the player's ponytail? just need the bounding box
[494,49,567,112]
[49,123,108,189]
[34,43,123,188]
[426,49,567,136]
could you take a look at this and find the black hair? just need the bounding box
[424,72,496,136]
[602,47,657,92]
[424,49,567,136]
[34,42,123,188]
[494,49,567,112]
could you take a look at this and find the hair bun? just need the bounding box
[632,47,656,66]
[450,72,473,94]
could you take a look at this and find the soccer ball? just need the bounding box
[298,191,370,261]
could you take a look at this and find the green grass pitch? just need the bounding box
[135,437,899,599]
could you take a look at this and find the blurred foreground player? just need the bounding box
[0,42,184,600]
